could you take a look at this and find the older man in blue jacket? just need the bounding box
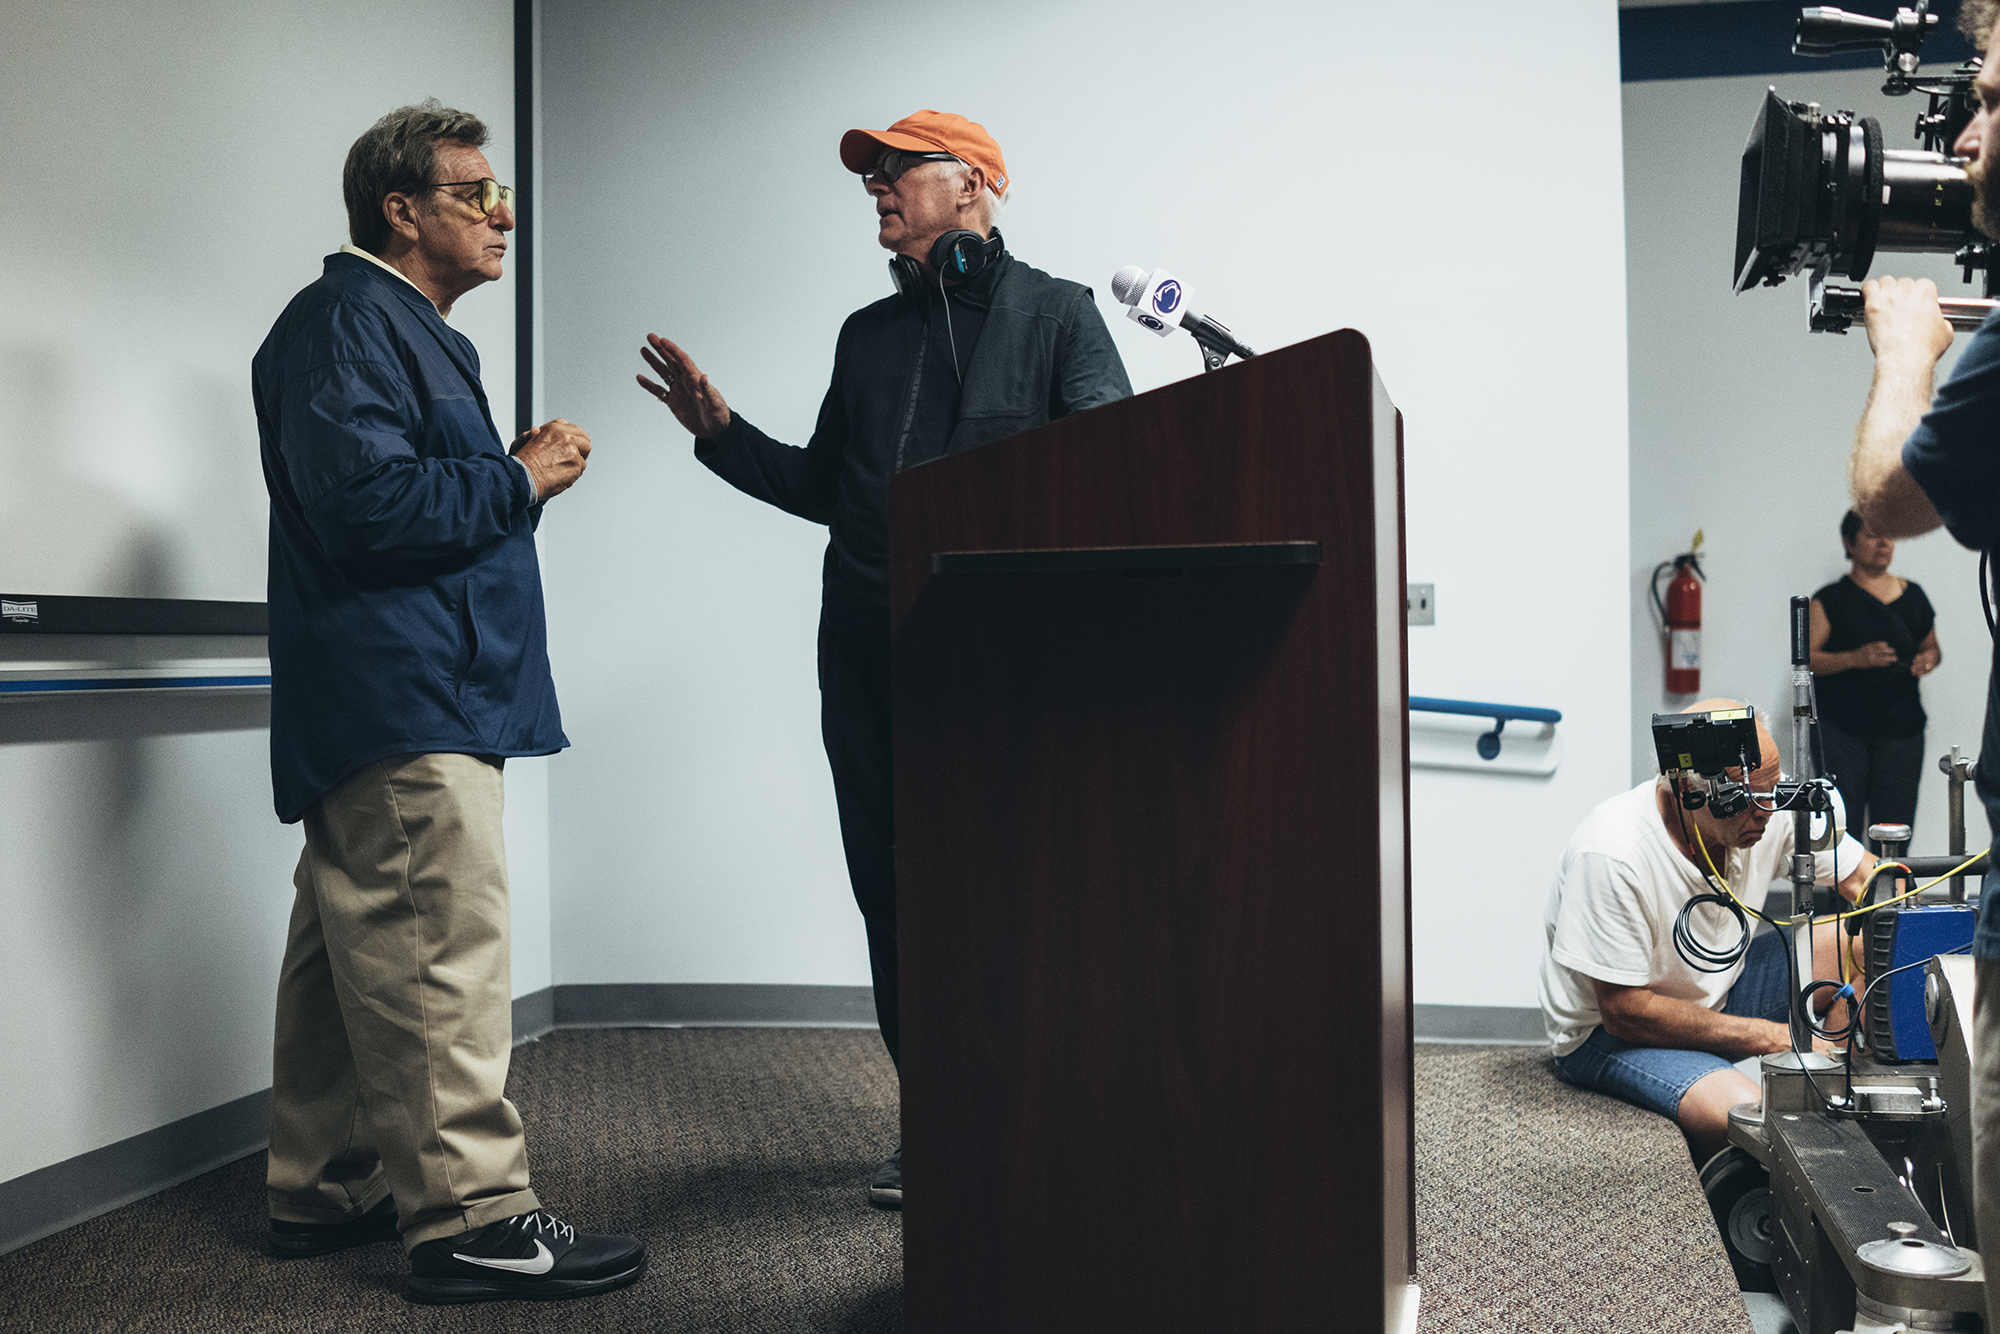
[252,100,644,1305]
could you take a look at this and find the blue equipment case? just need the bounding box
[1863,902,1976,1060]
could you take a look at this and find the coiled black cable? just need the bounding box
[1672,891,1752,973]
[1801,976,1860,1042]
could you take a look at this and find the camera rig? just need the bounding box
[1653,704,1835,823]
[1733,3,1996,331]
[1651,599,1993,1333]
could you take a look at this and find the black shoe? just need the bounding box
[406,1210,647,1304]
[269,1194,400,1258]
[869,1147,902,1209]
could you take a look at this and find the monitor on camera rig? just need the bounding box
[1733,3,1991,331]
[1653,706,1766,817]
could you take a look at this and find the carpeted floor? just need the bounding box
[1413,1043,1752,1333]
[0,1029,903,1333]
[0,1032,1751,1332]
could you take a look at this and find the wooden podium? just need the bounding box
[889,331,1413,1332]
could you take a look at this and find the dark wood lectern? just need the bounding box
[890,330,1413,1332]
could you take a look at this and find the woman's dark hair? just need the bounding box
[1840,509,1864,557]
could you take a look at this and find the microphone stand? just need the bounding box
[1184,319,1255,373]
[1789,594,1821,1054]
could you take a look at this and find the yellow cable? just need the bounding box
[1692,810,1987,1037]
[1834,850,1988,922]
[1689,821,1781,925]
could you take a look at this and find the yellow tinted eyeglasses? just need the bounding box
[430,177,516,216]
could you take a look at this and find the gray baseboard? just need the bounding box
[513,985,556,1042]
[549,982,880,1030]
[1413,1004,1545,1045]
[0,1089,270,1258]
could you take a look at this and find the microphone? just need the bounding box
[1110,265,1255,367]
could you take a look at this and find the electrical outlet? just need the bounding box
[1407,583,1434,626]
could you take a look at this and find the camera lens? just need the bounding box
[1733,88,1976,293]
[1876,150,1976,252]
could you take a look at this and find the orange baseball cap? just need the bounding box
[839,110,1010,197]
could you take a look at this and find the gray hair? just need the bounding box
[1960,0,1998,47]
[935,158,1008,232]
[343,99,490,254]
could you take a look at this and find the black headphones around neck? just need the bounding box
[889,228,1004,297]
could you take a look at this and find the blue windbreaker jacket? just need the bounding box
[253,251,566,822]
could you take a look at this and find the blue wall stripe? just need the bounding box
[1622,1,1975,83]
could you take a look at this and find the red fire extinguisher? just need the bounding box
[1652,531,1705,695]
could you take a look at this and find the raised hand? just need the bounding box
[637,334,732,439]
[511,418,592,501]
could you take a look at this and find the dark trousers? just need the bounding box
[818,618,899,1069]
[1820,720,1925,842]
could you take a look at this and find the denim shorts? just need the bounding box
[1552,926,1791,1120]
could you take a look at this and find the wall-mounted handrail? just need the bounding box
[1408,696,1562,762]
[1408,697,1561,725]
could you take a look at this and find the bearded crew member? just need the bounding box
[1848,6,2000,1328]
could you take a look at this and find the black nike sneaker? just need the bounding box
[406,1210,647,1304]
[269,1194,400,1258]
[869,1146,902,1209]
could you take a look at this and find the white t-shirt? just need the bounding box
[1539,780,1864,1056]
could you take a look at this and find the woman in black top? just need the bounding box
[1808,510,1942,840]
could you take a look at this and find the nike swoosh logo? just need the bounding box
[451,1239,554,1275]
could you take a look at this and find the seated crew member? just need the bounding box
[1540,700,1874,1162]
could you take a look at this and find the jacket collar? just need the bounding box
[325,249,448,321]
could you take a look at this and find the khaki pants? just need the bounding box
[265,752,539,1250]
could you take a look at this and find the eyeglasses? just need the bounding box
[429,177,516,217]
[865,150,959,184]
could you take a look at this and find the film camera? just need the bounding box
[1733,3,1995,331]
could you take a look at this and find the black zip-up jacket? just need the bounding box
[695,244,1134,638]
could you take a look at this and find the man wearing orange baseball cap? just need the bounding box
[635,110,1131,1210]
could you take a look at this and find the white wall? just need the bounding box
[1625,66,1991,856]
[538,0,1633,1009]
[0,1,545,1186]
[0,688,294,1184]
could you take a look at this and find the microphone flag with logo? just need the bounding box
[1110,265,1190,337]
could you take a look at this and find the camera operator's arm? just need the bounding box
[1852,277,1953,539]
